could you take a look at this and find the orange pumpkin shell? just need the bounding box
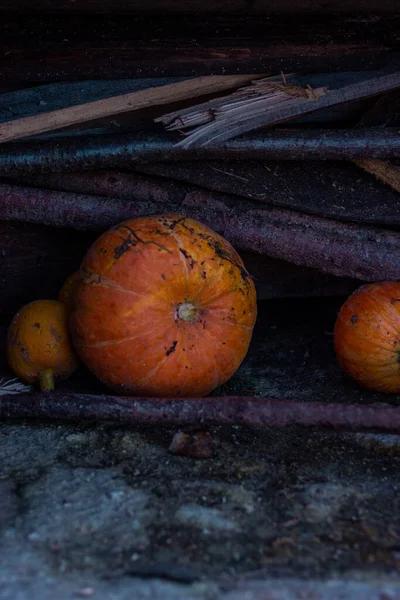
[334,281,400,392]
[70,213,257,397]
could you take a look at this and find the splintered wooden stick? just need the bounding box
[0,182,400,281]
[0,74,262,144]
[2,393,400,434]
[351,90,400,194]
[161,70,400,147]
[353,159,400,193]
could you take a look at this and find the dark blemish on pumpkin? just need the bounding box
[221,342,226,345]
[185,366,189,369]
[166,340,178,356]
[351,315,359,323]
[168,217,186,231]
[20,346,31,360]
[202,321,207,329]
[179,248,196,269]
[33,322,41,329]
[100,247,107,254]
[391,297,400,304]
[213,240,249,281]
[181,221,252,282]
[201,271,207,280]
[161,273,166,280]
[243,311,246,315]
[50,327,62,343]
[114,225,173,259]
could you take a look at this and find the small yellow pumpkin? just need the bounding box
[7,299,79,391]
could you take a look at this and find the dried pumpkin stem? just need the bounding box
[176,302,197,322]
[39,369,55,392]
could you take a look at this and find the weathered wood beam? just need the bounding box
[0,75,262,144]
[0,129,398,175]
[2,393,400,434]
[134,160,400,226]
[0,14,398,81]
[0,182,399,281]
[0,72,376,136]
[0,78,190,124]
[0,0,399,13]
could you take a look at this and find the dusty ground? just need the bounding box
[1,297,400,599]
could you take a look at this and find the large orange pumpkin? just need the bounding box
[334,281,400,392]
[69,214,257,397]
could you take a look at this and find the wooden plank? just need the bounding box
[0,14,398,82]
[0,72,374,124]
[0,73,375,140]
[0,0,399,13]
[0,75,261,144]
[0,78,190,124]
[353,159,400,193]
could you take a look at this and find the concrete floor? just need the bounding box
[1,297,400,599]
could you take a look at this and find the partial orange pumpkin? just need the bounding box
[334,281,400,392]
[69,213,257,397]
[58,270,80,311]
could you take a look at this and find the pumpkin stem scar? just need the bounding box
[113,225,173,259]
[176,302,198,322]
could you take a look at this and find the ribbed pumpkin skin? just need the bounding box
[334,281,400,392]
[70,213,257,397]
